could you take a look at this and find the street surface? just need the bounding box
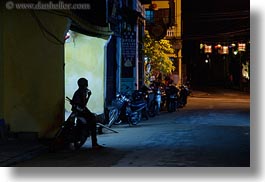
[14,88,250,167]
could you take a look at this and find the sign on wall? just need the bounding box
[121,30,136,78]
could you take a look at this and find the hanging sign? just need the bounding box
[222,46,229,54]
[204,45,212,53]
[121,30,136,78]
[122,30,136,67]
[238,43,246,52]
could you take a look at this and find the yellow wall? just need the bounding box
[145,1,169,9]
[0,8,4,121]
[64,32,106,114]
[176,0,182,37]
[1,10,68,137]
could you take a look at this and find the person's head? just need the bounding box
[77,77,88,88]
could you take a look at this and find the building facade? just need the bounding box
[143,0,183,85]
[0,0,181,139]
[0,1,112,138]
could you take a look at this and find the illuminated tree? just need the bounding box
[143,30,175,84]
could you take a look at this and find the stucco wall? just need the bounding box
[2,10,68,137]
[65,31,106,114]
[0,8,4,122]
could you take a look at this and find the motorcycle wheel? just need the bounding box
[167,100,176,112]
[107,108,119,128]
[114,119,123,125]
[160,100,167,111]
[73,125,88,150]
[49,120,74,152]
[131,111,142,125]
[148,101,158,117]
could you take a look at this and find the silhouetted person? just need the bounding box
[71,78,103,149]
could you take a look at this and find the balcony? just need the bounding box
[164,25,181,40]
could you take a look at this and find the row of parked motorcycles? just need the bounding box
[50,82,190,151]
[106,82,190,128]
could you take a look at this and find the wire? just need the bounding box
[184,10,249,22]
[182,28,249,41]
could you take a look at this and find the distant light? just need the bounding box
[205,59,209,63]
[233,50,238,55]
[200,43,204,49]
[222,46,229,54]
[238,43,246,52]
[204,45,212,53]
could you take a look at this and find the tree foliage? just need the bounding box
[143,30,175,83]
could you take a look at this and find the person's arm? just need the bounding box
[86,89,91,102]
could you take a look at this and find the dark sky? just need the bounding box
[182,0,250,42]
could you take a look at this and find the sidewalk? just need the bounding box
[0,137,48,167]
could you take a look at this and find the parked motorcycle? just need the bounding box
[178,85,189,107]
[106,94,126,127]
[159,85,167,111]
[107,91,148,127]
[165,84,180,112]
[130,90,149,123]
[145,84,162,117]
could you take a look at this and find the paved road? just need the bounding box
[13,89,250,167]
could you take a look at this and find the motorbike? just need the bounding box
[106,94,126,127]
[50,97,117,152]
[49,97,90,151]
[165,84,180,112]
[130,90,149,123]
[107,91,148,127]
[159,85,167,111]
[178,85,189,107]
[164,84,190,112]
[145,86,161,117]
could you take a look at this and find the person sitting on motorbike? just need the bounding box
[71,77,103,149]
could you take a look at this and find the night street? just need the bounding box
[13,88,250,167]
[0,0,260,181]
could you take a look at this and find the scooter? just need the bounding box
[165,85,180,112]
[178,85,189,107]
[128,90,149,125]
[107,91,148,127]
[146,84,163,117]
[49,97,90,151]
[50,97,117,151]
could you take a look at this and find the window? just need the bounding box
[145,9,154,24]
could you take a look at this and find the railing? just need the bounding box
[165,26,181,39]
[166,26,176,37]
